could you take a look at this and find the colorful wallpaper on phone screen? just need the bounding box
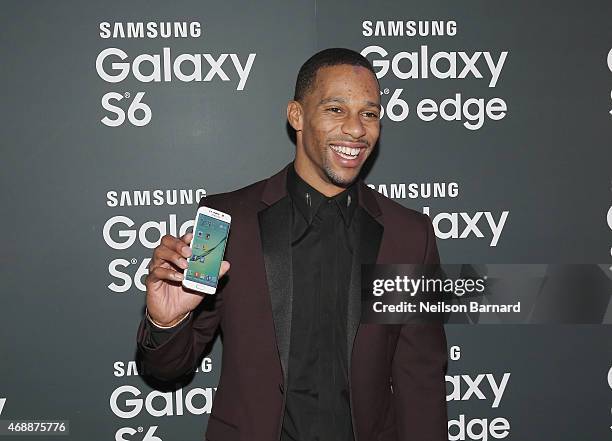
[186,213,229,287]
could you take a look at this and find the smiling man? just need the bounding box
[287,60,380,194]
[137,48,448,441]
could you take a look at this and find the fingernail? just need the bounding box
[180,259,188,268]
[183,247,191,257]
[176,272,184,280]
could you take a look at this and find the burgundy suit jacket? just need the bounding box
[136,162,448,441]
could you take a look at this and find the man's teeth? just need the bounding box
[330,144,360,158]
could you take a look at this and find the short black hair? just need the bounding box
[293,47,379,102]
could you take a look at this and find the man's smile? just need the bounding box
[329,141,367,165]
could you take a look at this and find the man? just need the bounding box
[137,48,448,441]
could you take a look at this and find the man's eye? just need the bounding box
[327,107,341,113]
[364,112,379,118]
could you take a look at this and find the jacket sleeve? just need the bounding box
[144,313,192,347]
[391,213,448,441]
[136,292,224,382]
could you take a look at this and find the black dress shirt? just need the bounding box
[281,162,357,441]
[145,161,358,441]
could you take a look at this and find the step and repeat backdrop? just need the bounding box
[1,0,611,440]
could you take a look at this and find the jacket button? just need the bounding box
[279,383,284,394]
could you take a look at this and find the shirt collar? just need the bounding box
[286,161,357,227]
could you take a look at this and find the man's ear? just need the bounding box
[287,100,303,132]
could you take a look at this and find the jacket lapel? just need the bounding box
[257,163,384,383]
[346,184,384,369]
[257,164,293,383]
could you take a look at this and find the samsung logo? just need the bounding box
[367,182,459,199]
[99,21,202,39]
[362,20,457,38]
[106,189,207,207]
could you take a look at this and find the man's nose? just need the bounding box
[341,112,366,139]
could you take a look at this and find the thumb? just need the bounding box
[219,260,230,277]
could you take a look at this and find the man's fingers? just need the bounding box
[219,260,230,278]
[181,231,193,245]
[153,245,189,270]
[146,265,184,285]
[161,234,192,258]
[173,237,192,258]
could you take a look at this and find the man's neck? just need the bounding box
[293,156,352,198]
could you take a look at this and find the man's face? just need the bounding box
[288,64,381,191]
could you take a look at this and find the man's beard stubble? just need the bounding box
[322,154,359,188]
[323,161,357,188]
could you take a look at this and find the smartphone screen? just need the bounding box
[185,212,230,289]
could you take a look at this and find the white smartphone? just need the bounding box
[182,205,231,295]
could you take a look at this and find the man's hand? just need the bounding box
[145,232,230,326]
